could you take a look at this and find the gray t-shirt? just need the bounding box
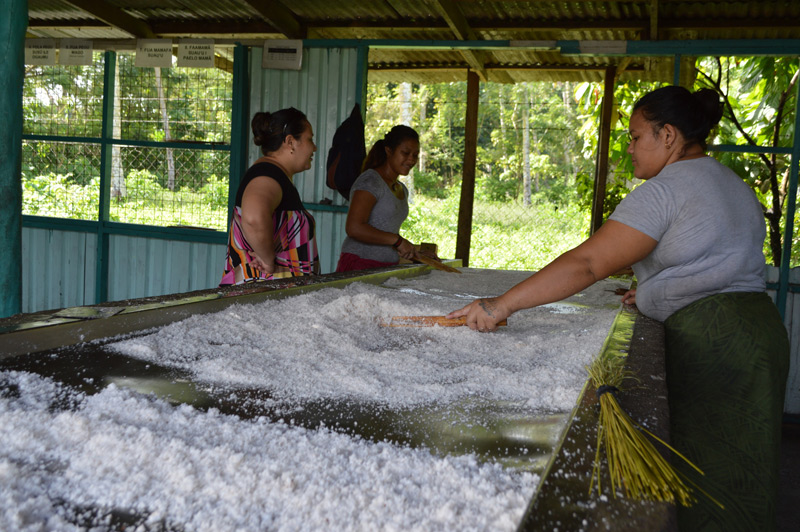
[608,156,766,322]
[340,169,410,264]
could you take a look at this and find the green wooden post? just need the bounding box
[355,44,368,110]
[227,44,250,226]
[95,51,116,304]
[777,72,800,320]
[0,0,27,317]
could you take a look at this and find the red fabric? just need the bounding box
[336,252,396,272]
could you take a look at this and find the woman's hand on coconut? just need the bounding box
[447,297,510,332]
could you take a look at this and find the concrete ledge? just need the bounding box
[517,308,677,531]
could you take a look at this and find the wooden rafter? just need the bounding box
[29,15,796,38]
[650,0,659,40]
[241,0,305,40]
[430,0,491,82]
[63,0,157,39]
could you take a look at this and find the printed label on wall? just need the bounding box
[177,39,215,68]
[60,39,94,66]
[135,39,174,68]
[25,39,56,65]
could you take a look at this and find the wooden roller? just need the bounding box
[413,254,462,274]
[380,316,508,328]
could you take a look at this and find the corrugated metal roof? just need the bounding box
[26,0,800,83]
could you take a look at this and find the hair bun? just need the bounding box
[251,111,272,147]
[693,89,724,129]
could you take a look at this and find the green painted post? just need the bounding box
[227,44,250,227]
[777,70,800,320]
[672,54,682,86]
[95,51,116,304]
[355,44,369,109]
[0,0,27,318]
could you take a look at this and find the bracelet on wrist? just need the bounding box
[392,235,403,248]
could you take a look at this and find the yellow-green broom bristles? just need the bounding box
[586,353,723,508]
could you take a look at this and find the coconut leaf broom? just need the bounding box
[586,334,724,508]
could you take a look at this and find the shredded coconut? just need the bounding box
[0,269,628,531]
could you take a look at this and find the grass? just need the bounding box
[402,194,591,270]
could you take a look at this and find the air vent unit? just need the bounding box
[262,40,303,70]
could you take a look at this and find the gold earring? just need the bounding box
[666,143,671,149]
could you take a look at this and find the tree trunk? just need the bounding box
[110,59,126,198]
[522,87,531,206]
[154,67,175,191]
[418,87,427,174]
[400,82,414,201]
[561,82,575,186]
[499,85,506,160]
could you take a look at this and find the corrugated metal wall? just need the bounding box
[21,227,225,311]
[767,266,800,415]
[107,236,224,302]
[21,227,97,313]
[248,46,359,274]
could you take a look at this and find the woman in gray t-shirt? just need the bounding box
[448,86,789,530]
[336,125,421,272]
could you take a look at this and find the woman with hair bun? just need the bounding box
[220,107,319,285]
[448,86,788,529]
[336,124,430,272]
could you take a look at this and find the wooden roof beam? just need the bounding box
[649,0,659,40]
[370,64,645,73]
[63,0,158,39]
[241,0,305,40]
[430,0,491,82]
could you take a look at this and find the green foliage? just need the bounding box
[695,56,798,265]
[22,173,100,219]
[125,169,165,201]
[366,80,594,202]
[412,170,450,199]
[575,172,629,221]
[200,174,229,209]
[401,193,589,270]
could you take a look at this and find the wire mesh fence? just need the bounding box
[21,140,102,220]
[22,57,106,138]
[21,51,233,232]
[109,145,229,230]
[116,54,232,144]
[367,81,595,271]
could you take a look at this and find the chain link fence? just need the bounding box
[21,51,232,231]
[367,82,594,271]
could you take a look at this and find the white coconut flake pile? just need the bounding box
[0,268,629,531]
[0,371,536,532]
[108,269,627,411]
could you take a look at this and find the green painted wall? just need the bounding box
[0,0,26,318]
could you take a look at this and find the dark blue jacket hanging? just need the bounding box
[326,103,366,201]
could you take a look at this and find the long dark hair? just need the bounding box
[633,86,723,150]
[362,125,419,171]
[251,107,309,155]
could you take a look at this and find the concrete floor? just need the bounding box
[779,421,800,531]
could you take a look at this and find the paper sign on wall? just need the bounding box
[177,39,215,68]
[262,40,303,70]
[135,39,174,68]
[25,39,56,65]
[60,39,93,66]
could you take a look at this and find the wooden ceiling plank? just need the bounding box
[30,16,795,39]
[241,0,305,40]
[431,0,489,81]
[63,0,158,39]
[214,54,234,74]
[650,0,659,40]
